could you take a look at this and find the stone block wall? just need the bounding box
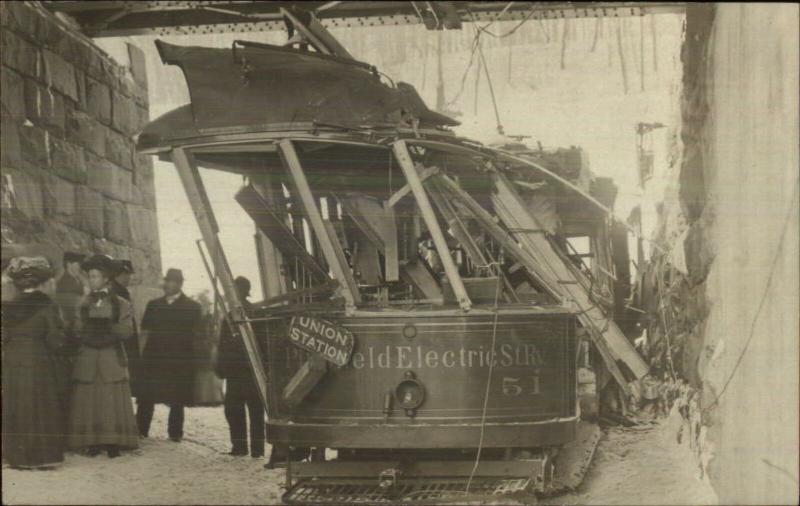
[1,2,162,315]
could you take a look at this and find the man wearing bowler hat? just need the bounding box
[136,268,203,441]
[216,276,265,458]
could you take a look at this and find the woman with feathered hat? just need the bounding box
[2,256,68,469]
[67,254,139,457]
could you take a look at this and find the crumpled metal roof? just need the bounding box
[138,40,457,149]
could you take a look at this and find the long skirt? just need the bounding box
[2,341,66,468]
[68,380,139,449]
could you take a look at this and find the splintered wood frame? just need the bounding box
[172,135,648,395]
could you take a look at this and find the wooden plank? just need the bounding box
[401,260,443,302]
[393,140,471,311]
[492,172,648,382]
[340,194,440,298]
[339,194,400,283]
[339,195,394,249]
[251,176,289,299]
[382,202,399,282]
[352,228,382,285]
[427,183,518,303]
[432,174,560,293]
[490,189,630,390]
[278,140,361,309]
[386,166,439,208]
[282,354,328,407]
[235,184,328,281]
[323,220,358,290]
[172,148,270,410]
[434,172,635,389]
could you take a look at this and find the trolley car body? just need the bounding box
[137,14,645,502]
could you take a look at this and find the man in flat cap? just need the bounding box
[136,268,203,442]
[111,260,142,402]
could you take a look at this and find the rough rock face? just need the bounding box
[0,1,162,316]
[651,4,799,504]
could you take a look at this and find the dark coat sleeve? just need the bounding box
[111,297,134,342]
[140,299,157,332]
[190,300,204,343]
[215,316,235,379]
[40,302,67,351]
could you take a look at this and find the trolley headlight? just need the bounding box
[395,371,425,417]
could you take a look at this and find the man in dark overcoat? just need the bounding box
[111,260,142,400]
[136,268,203,441]
[216,276,265,457]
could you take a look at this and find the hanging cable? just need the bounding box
[702,180,799,413]
[461,10,505,133]
[445,2,527,110]
[474,1,516,35]
[476,31,504,134]
[464,261,504,495]
[445,30,483,108]
[475,3,538,39]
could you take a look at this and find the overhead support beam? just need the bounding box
[171,147,270,410]
[393,140,471,312]
[278,140,361,312]
[42,1,686,38]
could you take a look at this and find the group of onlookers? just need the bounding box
[2,252,204,469]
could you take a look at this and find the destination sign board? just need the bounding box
[288,316,355,367]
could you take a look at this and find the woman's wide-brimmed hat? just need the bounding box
[81,254,116,275]
[116,259,134,274]
[6,256,55,287]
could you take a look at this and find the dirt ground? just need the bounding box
[3,405,716,505]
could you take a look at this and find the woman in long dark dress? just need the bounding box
[67,254,139,457]
[2,256,68,470]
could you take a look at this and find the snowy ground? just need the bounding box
[3,405,716,505]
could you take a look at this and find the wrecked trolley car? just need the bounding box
[137,14,647,504]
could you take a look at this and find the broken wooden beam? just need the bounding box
[283,354,328,408]
[279,140,361,310]
[393,140,471,311]
[491,171,649,384]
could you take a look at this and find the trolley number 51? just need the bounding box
[501,375,541,396]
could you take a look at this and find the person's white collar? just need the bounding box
[165,292,182,304]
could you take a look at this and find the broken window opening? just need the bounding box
[191,139,572,313]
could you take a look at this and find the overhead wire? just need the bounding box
[444,29,483,108]
[474,22,504,134]
[475,5,540,39]
[444,1,517,109]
